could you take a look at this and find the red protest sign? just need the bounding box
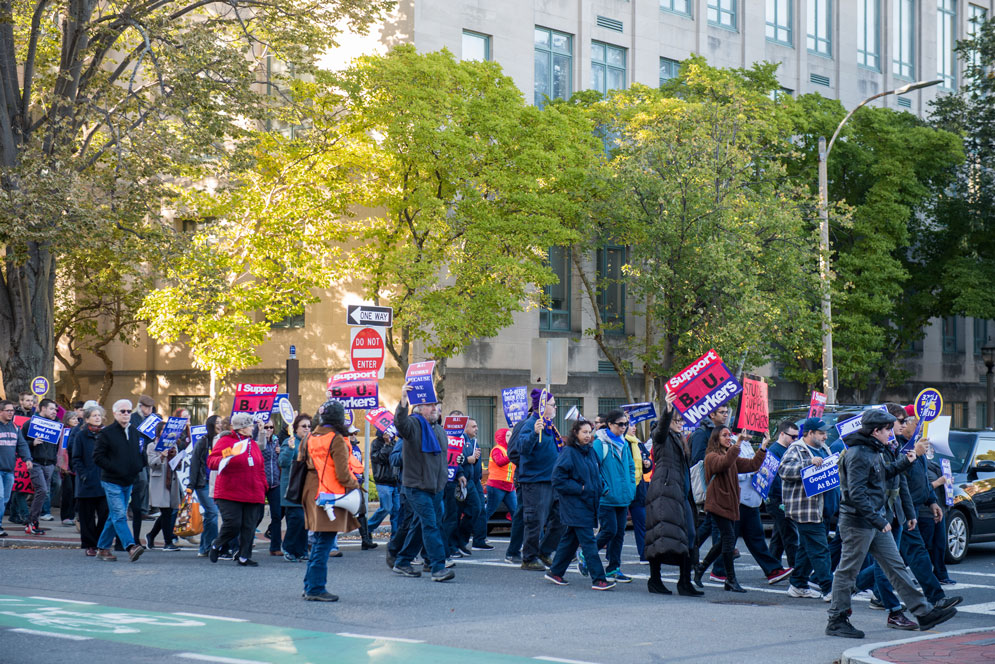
[13,415,29,429]
[443,415,468,481]
[808,391,827,418]
[365,407,396,436]
[664,349,743,427]
[736,375,769,433]
[14,458,33,494]
[326,371,379,410]
[232,383,279,423]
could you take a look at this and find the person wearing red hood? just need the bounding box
[485,428,517,533]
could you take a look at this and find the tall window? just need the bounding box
[942,316,961,354]
[708,0,737,29]
[597,398,627,418]
[534,27,572,107]
[975,319,993,355]
[660,0,691,16]
[541,246,571,331]
[969,5,987,72]
[937,0,957,89]
[857,0,880,70]
[169,396,210,426]
[591,42,627,95]
[660,57,681,85]
[462,30,490,61]
[466,397,495,456]
[766,0,793,45]
[597,245,626,333]
[551,397,584,436]
[893,0,915,79]
[807,0,832,56]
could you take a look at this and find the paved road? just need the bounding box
[1,535,994,664]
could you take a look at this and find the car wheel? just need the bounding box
[945,510,970,565]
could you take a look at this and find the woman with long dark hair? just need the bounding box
[188,414,220,557]
[693,425,768,592]
[278,413,311,562]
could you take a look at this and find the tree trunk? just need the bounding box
[435,357,448,405]
[93,346,114,405]
[0,244,56,397]
[209,368,218,415]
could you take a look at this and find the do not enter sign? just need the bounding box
[350,326,386,378]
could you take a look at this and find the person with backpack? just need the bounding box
[544,419,615,591]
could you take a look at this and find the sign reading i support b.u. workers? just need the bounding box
[664,349,743,428]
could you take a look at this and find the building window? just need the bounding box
[969,5,987,72]
[462,30,490,61]
[597,245,626,333]
[271,300,305,329]
[551,397,584,437]
[466,397,495,457]
[591,41,627,95]
[660,0,691,17]
[766,0,793,45]
[975,319,994,355]
[807,0,832,56]
[659,57,681,84]
[937,0,957,89]
[943,401,968,428]
[597,398,627,419]
[978,401,988,429]
[169,396,210,426]
[541,246,571,331]
[857,0,880,70]
[942,316,961,354]
[535,27,573,107]
[893,0,915,79]
[708,0,737,29]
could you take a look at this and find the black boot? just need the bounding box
[723,578,747,593]
[692,563,706,588]
[677,558,704,596]
[647,577,672,595]
[358,515,378,550]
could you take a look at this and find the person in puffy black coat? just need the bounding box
[71,405,109,556]
[644,392,702,597]
[545,420,615,591]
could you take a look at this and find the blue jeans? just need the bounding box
[367,484,399,532]
[97,481,135,550]
[920,514,951,582]
[264,485,282,552]
[629,501,646,560]
[304,531,337,596]
[388,489,414,558]
[596,504,628,571]
[900,523,945,604]
[551,525,606,581]
[397,487,446,572]
[283,506,307,557]
[0,470,14,510]
[485,486,517,521]
[714,504,782,577]
[789,520,833,594]
[459,480,486,546]
[194,488,219,556]
[506,486,524,558]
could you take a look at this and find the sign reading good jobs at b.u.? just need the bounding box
[665,349,743,427]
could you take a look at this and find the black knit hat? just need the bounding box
[320,400,345,426]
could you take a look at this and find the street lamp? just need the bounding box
[816,79,943,406]
[982,338,995,429]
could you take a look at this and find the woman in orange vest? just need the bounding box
[301,400,359,602]
[484,428,517,526]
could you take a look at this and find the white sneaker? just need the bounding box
[822,593,832,602]
[787,585,822,599]
[39,514,54,521]
[852,589,874,600]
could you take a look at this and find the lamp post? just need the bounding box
[982,339,995,429]
[817,79,942,406]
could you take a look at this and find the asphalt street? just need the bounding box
[1,535,994,664]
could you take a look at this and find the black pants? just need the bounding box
[214,499,263,560]
[699,512,738,582]
[60,474,76,521]
[77,496,108,549]
[147,507,176,546]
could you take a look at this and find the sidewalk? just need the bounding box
[842,628,995,664]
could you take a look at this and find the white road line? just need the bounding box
[534,656,604,664]
[9,628,92,641]
[956,601,995,615]
[176,654,268,664]
[337,632,425,643]
[946,570,995,579]
[173,612,247,622]
[28,596,97,605]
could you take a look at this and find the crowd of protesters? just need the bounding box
[0,383,963,637]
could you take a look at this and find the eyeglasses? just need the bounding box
[299,423,311,428]
[612,420,629,427]
[117,409,132,414]
[263,426,274,430]
[785,433,799,440]
[896,418,906,424]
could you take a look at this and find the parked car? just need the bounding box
[767,404,867,447]
[933,429,995,564]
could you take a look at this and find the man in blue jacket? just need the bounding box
[518,390,565,571]
[590,409,635,582]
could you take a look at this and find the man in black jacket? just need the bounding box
[93,399,146,563]
[22,398,60,534]
[367,430,399,535]
[826,409,956,639]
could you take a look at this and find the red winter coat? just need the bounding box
[207,432,267,504]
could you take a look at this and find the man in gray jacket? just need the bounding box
[0,400,33,537]
[826,409,957,639]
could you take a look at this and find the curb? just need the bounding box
[841,627,995,664]
[0,537,80,549]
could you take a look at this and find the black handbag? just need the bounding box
[283,433,311,505]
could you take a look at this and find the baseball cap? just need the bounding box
[801,417,829,432]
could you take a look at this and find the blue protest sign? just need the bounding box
[27,416,63,445]
[900,416,927,454]
[835,406,894,443]
[156,417,189,451]
[405,361,437,405]
[137,413,163,440]
[190,425,208,447]
[501,387,529,427]
[802,453,840,497]
[270,393,289,413]
[622,402,657,426]
[941,459,954,507]
[665,349,743,427]
[751,453,781,500]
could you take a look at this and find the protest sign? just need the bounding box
[27,416,63,445]
[501,386,529,427]
[365,407,398,437]
[232,383,279,423]
[326,371,379,410]
[735,376,769,433]
[13,458,32,494]
[835,406,894,443]
[219,439,250,473]
[622,402,657,426]
[156,417,189,451]
[664,349,743,427]
[405,361,437,405]
[190,425,208,447]
[925,415,953,457]
[802,453,840,497]
[941,458,954,507]
[137,413,163,439]
[914,388,943,423]
[808,391,827,418]
[443,415,469,482]
[751,453,781,500]
[13,415,28,429]
[30,376,49,397]
[275,395,295,423]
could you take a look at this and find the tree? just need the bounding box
[0,0,393,397]
[573,58,821,401]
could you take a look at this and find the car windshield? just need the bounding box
[933,432,976,474]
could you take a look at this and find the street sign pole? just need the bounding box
[364,418,371,498]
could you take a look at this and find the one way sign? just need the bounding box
[347,304,393,328]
